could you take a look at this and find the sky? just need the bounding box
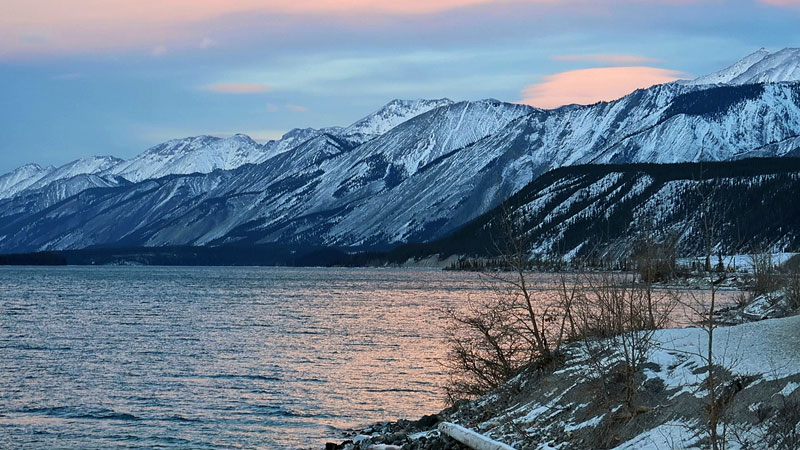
[0,0,799,173]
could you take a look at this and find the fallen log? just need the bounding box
[437,422,515,450]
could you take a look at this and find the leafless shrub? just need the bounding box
[734,394,800,450]
[765,395,800,450]
[733,291,750,309]
[785,265,800,311]
[443,294,531,402]
[574,272,676,410]
[687,174,735,450]
[749,251,779,297]
[633,234,678,283]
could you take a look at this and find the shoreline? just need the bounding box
[325,290,800,450]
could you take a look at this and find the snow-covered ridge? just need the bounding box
[683,47,800,86]
[0,163,55,200]
[0,98,453,199]
[0,157,122,200]
[342,98,454,141]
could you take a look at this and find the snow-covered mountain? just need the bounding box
[339,98,454,142]
[105,134,263,182]
[0,98,451,201]
[30,156,123,190]
[1,48,799,254]
[0,157,122,200]
[683,47,800,85]
[0,163,55,199]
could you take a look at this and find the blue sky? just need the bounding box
[0,0,799,173]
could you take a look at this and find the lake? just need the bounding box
[0,266,495,449]
[0,266,735,449]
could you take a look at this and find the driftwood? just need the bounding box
[437,422,515,450]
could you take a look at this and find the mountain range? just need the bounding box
[379,157,800,266]
[1,48,799,257]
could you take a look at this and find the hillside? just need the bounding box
[376,158,800,265]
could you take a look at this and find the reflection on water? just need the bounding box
[0,267,495,449]
[0,267,737,449]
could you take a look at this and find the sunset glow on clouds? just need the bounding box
[520,66,689,109]
[0,0,748,57]
[0,0,797,172]
[0,0,516,56]
[0,0,795,58]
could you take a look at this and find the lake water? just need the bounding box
[0,266,735,449]
[0,266,495,449]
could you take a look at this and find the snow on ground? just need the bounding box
[677,253,797,273]
[454,314,800,450]
[611,420,700,450]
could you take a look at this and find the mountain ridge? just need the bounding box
[1,48,800,255]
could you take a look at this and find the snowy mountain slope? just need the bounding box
[28,156,123,190]
[0,174,130,221]
[0,163,55,199]
[403,158,800,262]
[683,47,800,86]
[336,82,800,248]
[158,100,533,247]
[2,79,799,254]
[684,48,771,85]
[340,98,454,143]
[0,157,121,200]
[729,47,800,84]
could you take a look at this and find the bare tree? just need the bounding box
[687,174,735,450]
[443,207,566,402]
[443,294,531,402]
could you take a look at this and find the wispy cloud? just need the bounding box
[151,45,168,57]
[200,82,271,94]
[284,104,309,112]
[520,66,689,109]
[551,53,663,64]
[199,37,216,49]
[266,103,310,113]
[0,0,717,57]
[758,0,800,7]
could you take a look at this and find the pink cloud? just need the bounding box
[551,53,663,64]
[200,82,271,94]
[0,0,708,57]
[520,66,689,109]
[0,0,500,56]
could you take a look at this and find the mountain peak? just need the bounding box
[685,47,800,86]
[343,98,455,140]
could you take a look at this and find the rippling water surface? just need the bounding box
[0,266,735,449]
[0,266,496,449]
